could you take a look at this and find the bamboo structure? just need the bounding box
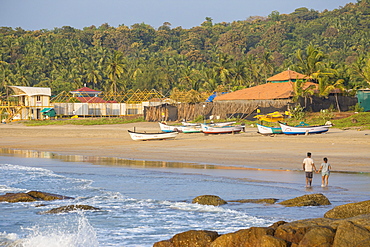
[51,89,166,104]
[144,99,293,122]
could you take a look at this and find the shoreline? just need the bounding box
[0,122,369,173]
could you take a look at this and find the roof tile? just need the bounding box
[267,70,308,82]
[214,81,318,101]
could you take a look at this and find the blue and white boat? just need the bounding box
[257,123,282,134]
[159,122,202,133]
[279,122,331,135]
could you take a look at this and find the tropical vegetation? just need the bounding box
[1,0,370,102]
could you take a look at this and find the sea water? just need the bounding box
[0,149,369,247]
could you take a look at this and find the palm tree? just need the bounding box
[312,72,345,112]
[105,51,126,96]
[212,53,233,88]
[293,44,325,77]
[85,61,102,89]
[352,54,370,87]
[292,79,316,109]
[260,50,274,82]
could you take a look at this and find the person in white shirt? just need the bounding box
[303,152,317,187]
[317,157,331,187]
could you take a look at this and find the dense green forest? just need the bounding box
[1,0,370,100]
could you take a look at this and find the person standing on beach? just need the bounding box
[303,152,316,187]
[317,157,331,187]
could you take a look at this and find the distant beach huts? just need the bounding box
[7,86,52,121]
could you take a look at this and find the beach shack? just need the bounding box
[8,86,52,120]
[213,70,315,116]
[214,69,357,115]
[357,89,370,111]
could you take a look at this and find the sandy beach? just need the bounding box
[0,122,369,173]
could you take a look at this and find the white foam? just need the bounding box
[20,212,99,247]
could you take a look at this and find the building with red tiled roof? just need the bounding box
[70,87,102,97]
[72,97,108,103]
[266,70,309,83]
[69,86,107,103]
[214,81,318,101]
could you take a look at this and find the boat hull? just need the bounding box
[201,124,243,134]
[257,124,282,134]
[279,123,331,135]
[128,130,178,141]
[159,122,201,133]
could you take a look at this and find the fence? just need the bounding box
[144,99,292,122]
[52,101,162,117]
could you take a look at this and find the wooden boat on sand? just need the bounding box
[128,130,178,141]
[279,122,331,135]
[201,124,244,134]
[159,122,202,133]
[257,123,282,134]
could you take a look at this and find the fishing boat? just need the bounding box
[182,121,236,127]
[181,122,201,127]
[158,122,202,133]
[128,130,178,141]
[279,122,331,135]
[210,121,237,127]
[201,124,244,134]
[256,123,282,134]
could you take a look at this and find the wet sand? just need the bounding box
[0,122,369,173]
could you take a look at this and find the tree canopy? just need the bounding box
[1,1,370,99]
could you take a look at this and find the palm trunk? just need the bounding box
[335,93,341,112]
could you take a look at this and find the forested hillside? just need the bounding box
[1,0,370,99]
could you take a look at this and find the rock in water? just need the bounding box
[192,195,227,206]
[228,198,278,204]
[0,191,74,203]
[278,193,331,207]
[324,200,370,219]
[39,205,100,214]
[27,191,74,200]
[0,193,37,203]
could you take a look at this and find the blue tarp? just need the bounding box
[206,92,227,102]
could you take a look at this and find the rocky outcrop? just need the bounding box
[192,195,227,206]
[278,193,331,207]
[332,220,370,246]
[210,227,281,247]
[39,205,100,214]
[324,200,370,219]
[228,198,278,204]
[153,230,219,247]
[154,202,370,247]
[0,191,73,203]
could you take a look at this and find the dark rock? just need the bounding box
[332,221,370,246]
[153,239,172,247]
[324,200,370,219]
[269,221,288,230]
[298,226,335,247]
[0,193,37,203]
[153,230,219,247]
[259,235,288,247]
[228,198,278,204]
[27,191,74,201]
[274,218,335,245]
[333,214,370,231]
[192,195,227,206]
[0,191,74,203]
[39,205,100,214]
[278,193,331,207]
[210,227,277,247]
